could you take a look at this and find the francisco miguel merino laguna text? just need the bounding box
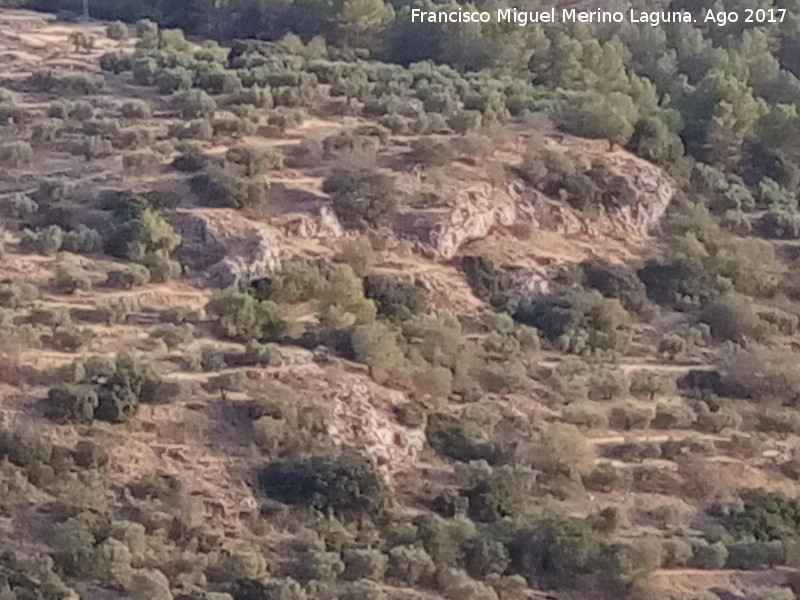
[411,7,723,27]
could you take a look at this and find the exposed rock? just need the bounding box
[325,377,424,483]
[281,206,344,238]
[172,209,284,288]
[408,149,676,260]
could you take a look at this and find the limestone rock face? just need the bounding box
[325,378,425,481]
[172,209,284,288]
[418,151,676,260]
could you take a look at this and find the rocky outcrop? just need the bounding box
[172,209,284,288]
[325,378,424,481]
[415,150,676,260]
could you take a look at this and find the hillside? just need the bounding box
[1,5,800,600]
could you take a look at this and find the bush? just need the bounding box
[128,569,172,600]
[74,136,113,161]
[120,100,151,120]
[257,450,388,519]
[511,519,601,589]
[700,293,767,342]
[172,145,206,172]
[609,404,653,430]
[190,167,268,209]
[690,540,729,569]
[629,371,677,401]
[171,89,217,119]
[342,547,388,582]
[759,210,800,239]
[579,259,648,314]
[363,275,426,322]
[408,137,452,168]
[52,518,96,576]
[652,401,697,429]
[753,588,796,600]
[226,144,284,175]
[759,408,800,435]
[717,345,800,406]
[295,550,345,582]
[323,165,397,230]
[340,580,387,600]
[45,385,98,423]
[157,67,193,95]
[387,544,436,586]
[717,491,800,542]
[513,289,631,355]
[106,21,129,40]
[726,540,784,569]
[123,151,160,175]
[0,141,33,167]
[106,265,151,289]
[535,423,597,477]
[168,119,213,141]
[661,538,694,567]
[32,118,64,143]
[20,226,64,255]
[51,264,92,294]
[99,51,133,74]
[562,403,608,430]
[465,537,510,578]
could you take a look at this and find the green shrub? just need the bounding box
[171,89,217,119]
[0,141,33,167]
[535,423,597,477]
[257,450,389,519]
[726,540,784,569]
[387,544,436,586]
[579,259,648,314]
[45,385,98,423]
[157,67,193,95]
[609,404,653,430]
[342,547,387,581]
[212,112,257,137]
[20,226,64,255]
[408,137,453,168]
[716,491,800,542]
[0,282,39,308]
[120,100,151,120]
[562,403,608,430]
[168,119,214,141]
[106,21,129,40]
[172,145,206,172]
[511,519,601,589]
[50,264,92,294]
[629,371,677,401]
[759,209,800,239]
[32,118,64,143]
[661,537,694,567]
[73,136,113,161]
[464,537,510,578]
[513,289,631,355]
[99,51,133,74]
[340,579,387,600]
[652,401,697,429]
[123,151,160,175]
[323,165,397,230]
[717,345,800,406]
[52,518,96,575]
[106,265,151,289]
[226,144,284,176]
[759,408,800,435]
[690,540,729,569]
[294,550,345,582]
[190,167,268,209]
